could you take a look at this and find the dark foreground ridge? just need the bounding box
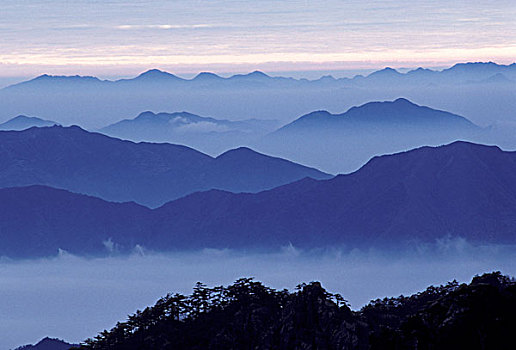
[73,272,516,350]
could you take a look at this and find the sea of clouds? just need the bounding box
[1,238,516,349]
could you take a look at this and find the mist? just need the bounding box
[2,240,516,349]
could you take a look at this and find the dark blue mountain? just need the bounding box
[152,142,516,250]
[0,185,150,257]
[0,126,330,207]
[0,115,59,130]
[13,337,75,350]
[2,142,516,258]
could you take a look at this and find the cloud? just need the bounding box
[1,241,516,349]
[115,24,212,30]
[170,117,232,133]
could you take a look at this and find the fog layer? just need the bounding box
[2,241,515,349]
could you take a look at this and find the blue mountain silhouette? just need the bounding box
[2,141,516,258]
[0,115,59,130]
[259,98,483,173]
[0,126,330,207]
[100,111,278,154]
[1,62,513,131]
[276,98,478,132]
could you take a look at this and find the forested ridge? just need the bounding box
[74,272,516,350]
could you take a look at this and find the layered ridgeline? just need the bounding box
[0,115,58,130]
[73,272,516,350]
[0,62,514,129]
[257,98,485,173]
[0,126,330,207]
[100,111,279,155]
[2,142,516,258]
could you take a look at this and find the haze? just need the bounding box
[1,0,515,77]
[2,241,516,349]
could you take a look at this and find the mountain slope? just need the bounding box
[99,111,278,155]
[258,98,483,173]
[73,273,516,350]
[275,98,477,133]
[153,142,516,249]
[0,185,150,257]
[1,62,514,130]
[0,126,330,207]
[2,142,516,258]
[14,337,76,350]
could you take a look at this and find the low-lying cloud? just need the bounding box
[1,240,516,349]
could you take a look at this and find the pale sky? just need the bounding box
[1,0,515,78]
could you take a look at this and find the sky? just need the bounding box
[1,0,515,79]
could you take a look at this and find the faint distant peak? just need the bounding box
[194,72,223,80]
[0,115,59,130]
[10,115,45,122]
[298,110,333,120]
[392,97,415,105]
[217,146,258,158]
[407,67,435,75]
[134,69,183,81]
[32,74,101,82]
[317,74,336,81]
[367,67,402,77]
[345,98,431,113]
[240,70,270,79]
[450,61,500,69]
[443,61,509,74]
[480,73,513,83]
[250,70,268,76]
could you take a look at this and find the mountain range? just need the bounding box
[2,97,506,174]
[0,126,330,207]
[0,115,58,130]
[257,98,486,173]
[99,111,278,155]
[2,141,516,258]
[0,62,514,129]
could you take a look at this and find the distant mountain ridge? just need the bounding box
[275,98,477,132]
[258,98,483,173]
[5,62,515,90]
[0,115,59,130]
[100,111,278,155]
[0,61,513,130]
[2,141,516,258]
[0,126,330,207]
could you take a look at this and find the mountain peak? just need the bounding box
[392,97,415,105]
[33,74,100,82]
[0,115,59,130]
[246,70,269,78]
[216,146,258,158]
[135,69,182,80]
[194,72,223,80]
[368,67,401,77]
